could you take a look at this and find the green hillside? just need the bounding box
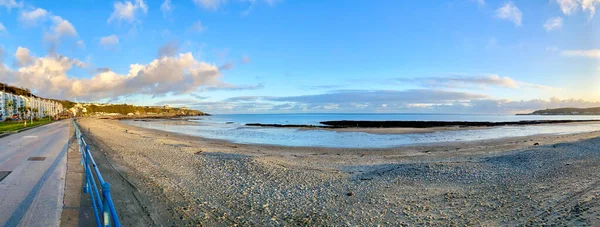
[82,104,207,116]
[530,107,600,115]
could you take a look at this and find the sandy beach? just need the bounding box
[77,117,600,226]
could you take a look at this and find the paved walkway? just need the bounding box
[0,121,70,227]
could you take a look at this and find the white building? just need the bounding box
[0,91,64,121]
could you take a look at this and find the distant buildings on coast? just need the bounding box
[66,102,200,117]
[0,91,64,121]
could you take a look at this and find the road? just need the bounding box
[0,120,70,227]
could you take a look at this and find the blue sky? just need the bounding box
[0,0,599,113]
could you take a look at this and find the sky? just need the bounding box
[0,0,599,114]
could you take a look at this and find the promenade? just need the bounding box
[0,121,70,226]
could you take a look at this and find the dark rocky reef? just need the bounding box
[245,123,330,128]
[319,120,600,128]
[245,119,600,129]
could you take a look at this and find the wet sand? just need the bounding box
[77,117,600,225]
[141,118,600,135]
[324,121,600,134]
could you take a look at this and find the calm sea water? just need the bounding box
[122,113,600,148]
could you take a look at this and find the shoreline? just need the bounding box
[125,117,600,135]
[246,119,600,129]
[109,116,600,159]
[77,117,600,225]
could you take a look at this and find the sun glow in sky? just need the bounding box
[0,0,599,113]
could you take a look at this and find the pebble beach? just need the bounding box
[78,117,600,226]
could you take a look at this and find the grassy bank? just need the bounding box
[0,118,53,133]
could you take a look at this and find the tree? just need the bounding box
[32,107,39,120]
[25,107,31,121]
[6,100,13,117]
[17,106,26,121]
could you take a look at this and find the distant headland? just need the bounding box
[517,107,600,115]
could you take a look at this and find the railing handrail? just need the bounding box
[73,119,121,227]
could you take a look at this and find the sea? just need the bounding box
[121,113,600,148]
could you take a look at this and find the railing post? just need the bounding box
[83,150,89,194]
[80,136,85,165]
[102,182,112,227]
[87,165,102,227]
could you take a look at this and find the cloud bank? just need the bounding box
[188,91,600,114]
[0,48,227,101]
[395,74,557,90]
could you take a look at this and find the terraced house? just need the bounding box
[0,91,64,121]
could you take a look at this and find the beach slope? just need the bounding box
[77,117,600,226]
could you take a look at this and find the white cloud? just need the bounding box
[557,0,579,15]
[580,0,600,18]
[267,89,488,104]
[189,20,205,32]
[556,0,600,18]
[495,2,522,26]
[0,0,21,10]
[561,49,600,58]
[100,35,119,47]
[18,8,79,51]
[203,82,263,91]
[193,90,489,114]
[0,49,223,100]
[396,74,557,90]
[0,22,6,32]
[107,0,148,23]
[161,0,173,17]
[435,74,517,88]
[544,17,563,31]
[20,8,48,25]
[51,16,77,37]
[40,16,80,53]
[15,46,34,66]
[193,0,226,10]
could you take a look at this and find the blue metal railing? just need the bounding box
[73,119,121,227]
